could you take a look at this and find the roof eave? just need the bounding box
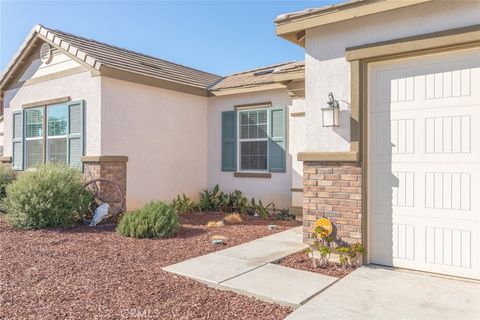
[271,68,304,82]
[101,65,210,97]
[275,0,432,47]
[209,83,286,96]
[0,24,101,91]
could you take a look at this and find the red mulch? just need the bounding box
[0,213,300,320]
[279,251,356,278]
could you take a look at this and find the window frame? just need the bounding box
[236,107,270,172]
[22,103,71,169]
[46,103,69,165]
[24,106,45,168]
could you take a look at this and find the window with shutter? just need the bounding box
[221,106,287,174]
[12,100,85,170]
[238,109,268,171]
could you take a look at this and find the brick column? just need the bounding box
[303,161,362,245]
[0,157,12,166]
[82,156,128,209]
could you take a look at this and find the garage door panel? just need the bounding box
[371,106,480,163]
[372,163,480,216]
[369,47,480,279]
[371,215,479,278]
[425,226,472,268]
[373,53,480,109]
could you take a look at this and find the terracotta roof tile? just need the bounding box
[41,26,223,89]
[209,61,304,90]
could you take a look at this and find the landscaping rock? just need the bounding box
[0,213,301,320]
[211,235,227,245]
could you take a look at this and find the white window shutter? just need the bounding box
[67,100,84,169]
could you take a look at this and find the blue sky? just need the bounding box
[0,1,340,76]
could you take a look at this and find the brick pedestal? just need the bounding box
[82,156,128,209]
[303,161,362,245]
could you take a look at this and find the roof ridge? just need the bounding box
[43,25,222,79]
[226,61,299,77]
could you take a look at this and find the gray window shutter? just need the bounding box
[222,111,237,171]
[269,106,286,172]
[12,111,24,170]
[67,100,84,169]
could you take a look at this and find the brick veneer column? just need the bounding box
[0,157,12,166]
[303,161,362,245]
[82,156,128,209]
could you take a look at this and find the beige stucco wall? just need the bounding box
[207,89,303,209]
[18,50,82,83]
[305,0,480,152]
[3,70,102,158]
[289,98,305,207]
[100,76,208,210]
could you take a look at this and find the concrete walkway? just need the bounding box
[286,265,480,320]
[163,226,338,307]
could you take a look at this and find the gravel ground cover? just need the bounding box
[0,213,300,320]
[279,251,356,278]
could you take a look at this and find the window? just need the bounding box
[238,109,268,171]
[47,104,68,164]
[25,108,44,168]
[13,100,84,170]
[221,106,286,174]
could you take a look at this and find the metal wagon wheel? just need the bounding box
[83,178,125,224]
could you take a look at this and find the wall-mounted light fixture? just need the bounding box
[322,92,340,127]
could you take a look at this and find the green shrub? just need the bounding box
[274,208,295,221]
[3,163,92,229]
[251,198,274,218]
[0,164,15,200]
[117,201,179,238]
[199,184,222,211]
[219,190,249,213]
[172,193,196,213]
[200,186,250,213]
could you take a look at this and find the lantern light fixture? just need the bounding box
[322,92,340,127]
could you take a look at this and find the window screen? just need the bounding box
[238,109,268,171]
[25,108,44,169]
[26,139,43,168]
[25,109,43,138]
[47,104,68,164]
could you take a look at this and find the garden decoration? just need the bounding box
[314,218,333,236]
[90,203,110,227]
[211,235,226,245]
[83,178,125,226]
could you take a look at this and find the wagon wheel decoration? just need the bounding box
[83,178,125,224]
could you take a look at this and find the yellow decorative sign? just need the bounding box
[314,218,333,236]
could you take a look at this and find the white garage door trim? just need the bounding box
[367,47,480,280]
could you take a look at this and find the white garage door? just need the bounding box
[369,47,480,279]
